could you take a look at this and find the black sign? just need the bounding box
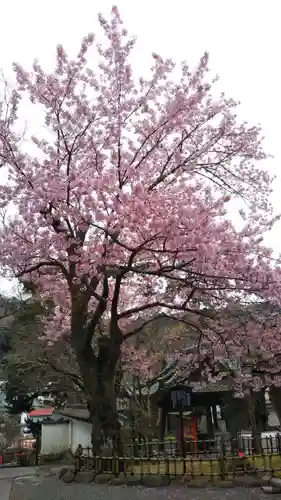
[158,386,193,412]
[170,389,192,411]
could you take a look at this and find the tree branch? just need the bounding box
[85,274,109,349]
[123,312,203,340]
[118,301,215,320]
[15,259,70,283]
[40,356,84,391]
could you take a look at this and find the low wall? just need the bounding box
[41,422,69,455]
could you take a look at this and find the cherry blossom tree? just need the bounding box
[0,6,280,452]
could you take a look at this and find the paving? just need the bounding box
[8,476,275,500]
[0,467,38,500]
[0,467,276,500]
[0,480,12,500]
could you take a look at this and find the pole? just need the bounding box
[35,432,39,466]
[179,412,186,474]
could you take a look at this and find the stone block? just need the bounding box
[141,475,170,487]
[126,475,141,486]
[57,467,70,479]
[110,475,126,486]
[62,470,76,483]
[232,475,262,487]
[185,477,210,488]
[270,477,281,489]
[95,473,112,484]
[75,470,96,483]
[262,485,281,494]
[262,475,271,485]
[216,480,234,488]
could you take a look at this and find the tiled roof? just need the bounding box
[28,407,54,417]
[56,407,128,423]
[192,381,232,393]
[57,408,90,422]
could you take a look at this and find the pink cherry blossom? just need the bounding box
[0,7,280,444]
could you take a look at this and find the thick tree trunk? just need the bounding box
[74,335,122,456]
[89,376,121,455]
[221,395,250,438]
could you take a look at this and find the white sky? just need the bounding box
[0,0,280,293]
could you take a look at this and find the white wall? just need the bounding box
[41,423,69,455]
[70,419,92,454]
[40,418,92,455]
[268,409,280,428]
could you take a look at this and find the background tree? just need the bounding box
[0,413,20,449]
[0,294,23,364]
[0,7,280,453]
[2,297,85,410]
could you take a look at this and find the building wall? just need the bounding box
[70,419,92,454]
[0,384,6,414]
[268,408,280,428]
[41,423,69,455]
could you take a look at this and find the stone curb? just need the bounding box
[56,466,268,488]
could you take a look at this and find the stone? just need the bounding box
[56,467,70,479]
[179,475,191,485]
[64,449,75,463]
[141,475,170,487]
[126,475,141,486]
[216,480,234,488]
[95,473,112,484]
[110,475,126,486]
[45,466,71,479]
[62,470,76,483]
[270,477,281,489]
[232,475,262,487]
[75,470,96,483]
[262,485,281,494]
[185,477,210,488]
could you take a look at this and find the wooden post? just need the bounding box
[35,431,39,466]
[179,412,186,474]
[206,406,214,438]
[159,408,166,452]
[212,405,219,430]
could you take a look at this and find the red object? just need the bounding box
[28,407,54,417]
[0,455,2,465]
[178,416,197,453]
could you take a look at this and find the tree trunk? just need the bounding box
[74,335,122,456]
[248,392,261,454]
[221,395,250,438]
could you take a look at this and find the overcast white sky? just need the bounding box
[0,0,280,293]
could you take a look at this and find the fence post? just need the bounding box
[35,431,40,466]
[276,433,281,456]
[219,435,227,481]
[179,412,186,474]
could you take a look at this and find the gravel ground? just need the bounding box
[10,476,274,500]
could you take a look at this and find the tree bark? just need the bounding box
[74,334,122,456]
[221,395,250,438]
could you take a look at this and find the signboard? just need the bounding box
[158,385,193,412]
[183,417,197,440]
[168,387,193,412]
[177,416,197,453]
[170,389,191,410]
